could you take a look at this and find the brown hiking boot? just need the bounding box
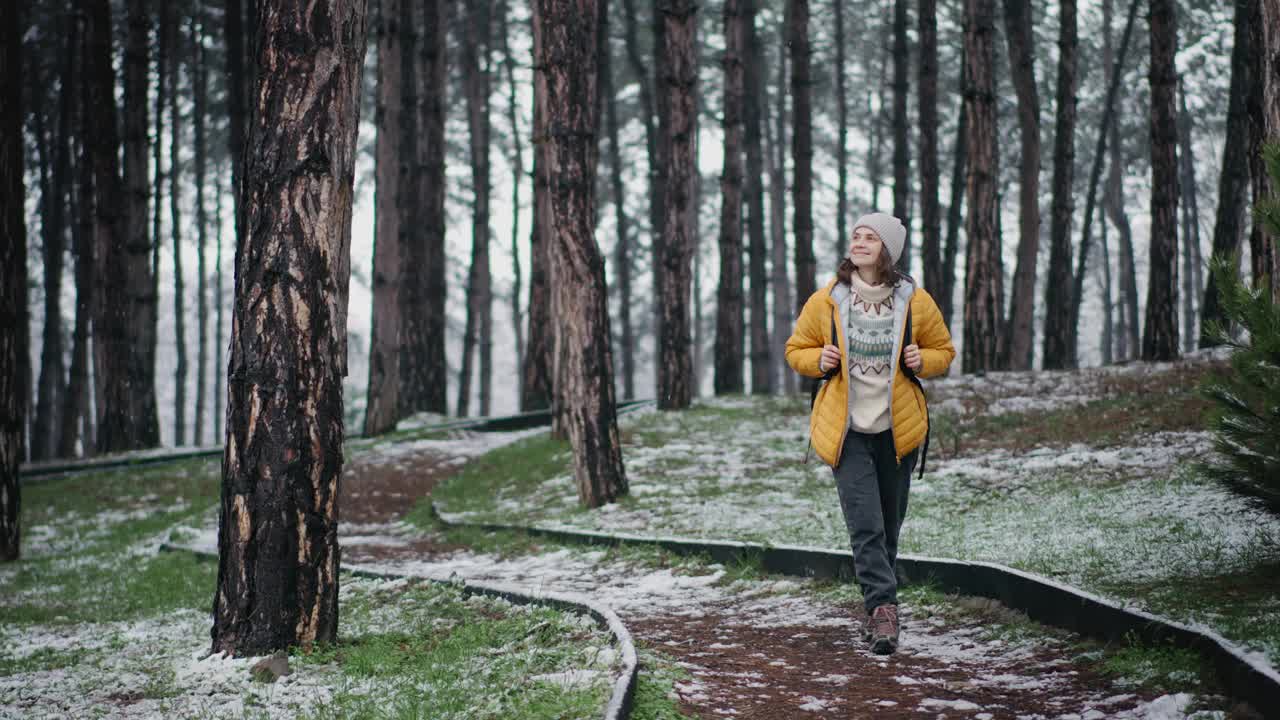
[869,604,900,655]
[861,611,874,643]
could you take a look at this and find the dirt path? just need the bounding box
[333,440,1202,719]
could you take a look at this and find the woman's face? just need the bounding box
[847,227,884,269]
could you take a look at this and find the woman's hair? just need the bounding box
[837,246,900,287]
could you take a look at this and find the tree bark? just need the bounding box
[961,0,1003,374]
[834,0,848,264]
[1,0,27,560]
[125,0,158,446]
[401,0,448,415]
[226,0,247,246]
[601,4,634,400]
[790,0,815,312]
[214,159,225,441]
[365,0,402,436]
[769,14,793,395]
[1000,0,1040,370]
[61,16,93,458]
[1177,81,1202,353]
[655,0,697,409]
[1098,196,1114,364]
[1141,0,1180,361]
[1102,0,1138,360]
[1255,0,1280,301]
[744,0,772,395]
[941,44,967,332]
[459,0,493,418]
[890,0,910,271]
[918,0,941,302]
[533,0,627,507]
[1040,0,1078,369]
[522,2,554,413]
[499,0,527,399]
[171,7,188,446]
[194,8,210,445]
[714,0,746,395]
[1201,0,1258,347]
[211,0,368,656]
[87,0,160,454]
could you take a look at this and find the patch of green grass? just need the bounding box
[418,432,571,519]
[630,646,700,720]
[0,646,91,677]
[1094,632,1213,694]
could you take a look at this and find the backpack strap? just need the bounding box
[804,307,840,463]
[898,302,929,479]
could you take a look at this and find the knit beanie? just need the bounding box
[852,212,907,264]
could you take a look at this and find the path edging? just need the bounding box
[431,505,1280,716]
[159,543,638,720]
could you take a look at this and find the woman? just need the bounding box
[785,212,956,655]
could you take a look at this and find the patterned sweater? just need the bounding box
[844,274,895,433]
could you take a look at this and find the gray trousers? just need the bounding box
[832,429,917,613]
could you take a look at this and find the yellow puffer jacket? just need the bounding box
[785,276,956,468]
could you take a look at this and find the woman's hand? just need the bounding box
[818,344,841,373]
[903,344,923,372]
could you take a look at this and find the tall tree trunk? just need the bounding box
[1254,0,1280,301]
[1099,200,1115,364]
[918,0,941,301]
[715,0,746,395]
[867,19,890,214]
[744,0,772,395]
[1142,0,1180,360]
[522,3,554,413]
[211,0,368,656]
[87,0,159,454]
[194,7,210,445]
[1000,0,1041,370]
[657,0,697,409]
[401,0,448,415]
[214,159,225,440]
[1201,0,1258,347]
[155,0,169,392]
[1177,81,1202,353]
[34,14,74,461]
[365,0,402,436]
[961,0,1003,374]
[602,4,634,400]
[61,19,93,458]
[459,0,493,418]
[1041,0,1079,369]
[834,0,848,263]
[533,0,628,507]
[790,0,815,312]
[499,0,527,399]
[225,0,247,245]
[1102,0,1138,360]
[941,44,967,332]
[890,0,911,271]
[769,14,793,395]
[0,0,27,560]
[171,7,188,446]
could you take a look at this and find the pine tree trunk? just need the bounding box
[890,0,911,271]
[194,8,210,445]
[365,0,402,436]
[87,0,159,454]
[1143,0,1180,361]
[1,0,27,560]
[1102,0,1137,360]
[833,0,848,264]
[602,6,634,401]
[1041,0,1079,369]
[401,0,448,416]
[941,44,967,332]
[61,20,94,458]
[214,159,225,440]
[533,0,627,507]
[1099,200,1115,364]
[714,0,746,395]
[1255,0,1280,301]
[657,0,697,410]
[1177,82,1201,353]
[790,0,815,312]
[225,0,247,246]
[1201,0,1258,347]
[918,0,942,302]
[744,0,772,395]
[499,0,527,399]
[769,17,793,395]
[155,0,169,395]
[211,0,368,656]
[1000,0,1041,370]
[171,7,188,447]
[961,0,1003,374]
[459,0,493,418]
[522,3,554,413]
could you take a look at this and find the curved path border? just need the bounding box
[160,544,638,720]
[431,505,1280,715]
[18,399,656,482]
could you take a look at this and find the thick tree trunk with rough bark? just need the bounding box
[365,0,402,436]
[87,0,159,454]
[918,0,941,302]
[715,0,745,395]
[401,0,448,416]
[1143,0,1180,360]
[533,0,627,507]
[790,0,815,312]
[744,0,771,395]
[1202,0,1258,347]
[1,0,27,560]
[657,0,697,409]
[962,0,1003,374]
[212,0,368,657]
[890,0,910,271]
[1001,0,1041,370]
[1041,0,1079,369]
